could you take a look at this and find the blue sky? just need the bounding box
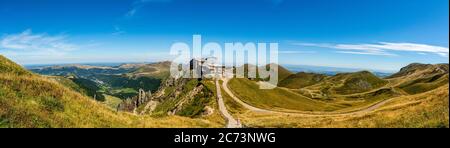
[0,0,448,71]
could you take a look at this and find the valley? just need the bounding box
[29,62,171,105]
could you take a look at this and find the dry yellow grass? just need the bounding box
[0,73,222,128]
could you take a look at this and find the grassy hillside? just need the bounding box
[71,77,106,101]
[94,74,161,98]
[333,71,388,94]
[152,79,216,116]
[303,71,388,96]
[387,63,449,95]
[0,56,221,128]
[387,63,447,78]
[398,73,449,94]
[0,56,31,75]
[45,76,89,95]
[228,70,390,112]
[228,78,343,112]
[279,72,327,89]
[238,64,293,82]
[130,61,171,79]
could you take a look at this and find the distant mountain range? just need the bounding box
[26,63,395,78]
[25,62,157,69]
[283,64,394,77]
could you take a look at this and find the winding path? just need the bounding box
[221,78,399,117]
[221,78,273,113]
[215,79,242,128]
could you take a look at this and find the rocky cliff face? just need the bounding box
[135,77,215,117]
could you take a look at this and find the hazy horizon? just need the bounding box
[22,59,434,73]
[1,0,449,72]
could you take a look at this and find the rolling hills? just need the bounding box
[221,82,449,128]
[1,54,448,128]
[324,71,388,95]
[226,62,448,115]
[228,78,343,112]
[221,63,448,128]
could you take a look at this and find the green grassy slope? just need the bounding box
[304,71,388,95]
[333,71,388,94]
[228,78,342,112]
[130,61,171,79]
[45,76,89,96]
[398,73,449,94]
[152,79,214,117]
[238,64,293,82]
[387,63,436,78]
[0,56,31,75]
[279,72,327,89]
[388,63,449,95]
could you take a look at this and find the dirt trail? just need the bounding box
[221,78,274,113]
[215,79,242,128]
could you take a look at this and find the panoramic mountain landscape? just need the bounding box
[0,0,448,130]
[1,55,448,128]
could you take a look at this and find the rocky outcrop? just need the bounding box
[117,89,153,112]
[141,76,215,117]
[388,63,449,78]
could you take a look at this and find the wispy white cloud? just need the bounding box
[0,29,79,63]
[112,26,126,36]
[125,0,172,18]
[1,29,77,53]
[336,51,396,56]
[293,42,449,57]
[276,50,316,54]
